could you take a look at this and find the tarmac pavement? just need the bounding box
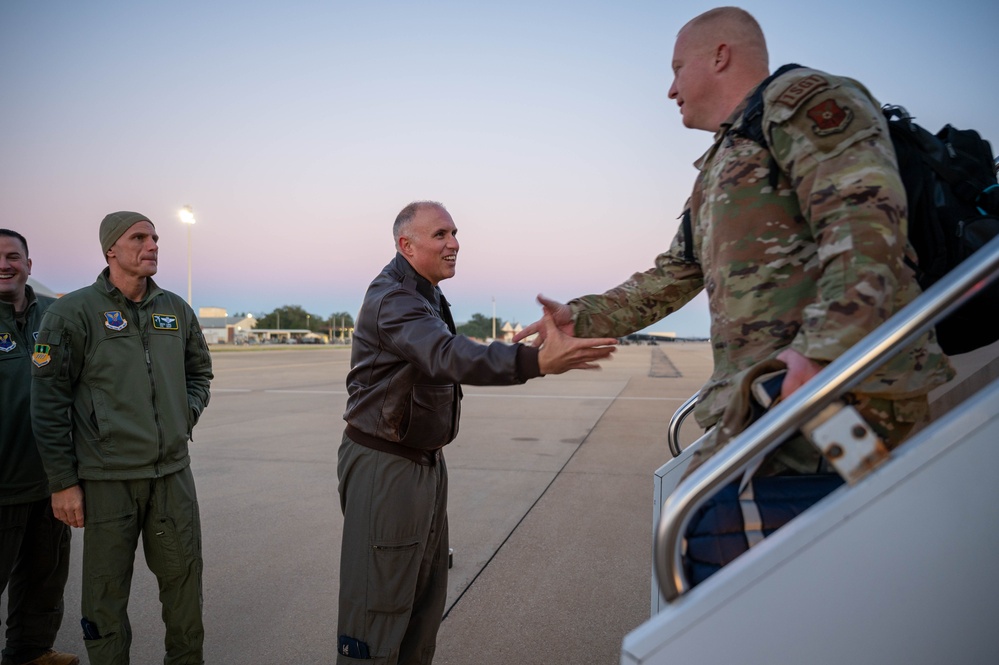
[37,342,713,664]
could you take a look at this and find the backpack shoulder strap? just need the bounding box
[736,63,804,150]
[731,63,804,188]
[681,209,695,263]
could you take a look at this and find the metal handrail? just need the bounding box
[655,234,999,602]
[667,391,700,457]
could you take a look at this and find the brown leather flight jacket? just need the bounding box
[343,254,540,463]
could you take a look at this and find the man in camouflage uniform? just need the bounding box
[517,6,954,475]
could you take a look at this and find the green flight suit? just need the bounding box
[1,285,72,664]
[31,270,212,665]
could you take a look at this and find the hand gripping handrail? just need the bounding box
[667,390,700,457]
[656,234,999,602]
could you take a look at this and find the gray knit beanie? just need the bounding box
[100,211,152,258]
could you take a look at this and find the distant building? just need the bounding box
[198,307,258,344]
[199,306,228,319]
[621,332,681,345]
[499,321,524,343]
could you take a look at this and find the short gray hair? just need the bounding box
[393,201,447,243]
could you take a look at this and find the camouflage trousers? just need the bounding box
[760,392,930,476]
[686,356,931,478]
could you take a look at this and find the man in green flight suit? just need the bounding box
[0,228,79,665]
[31,212,213,665]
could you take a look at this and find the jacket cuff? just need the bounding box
[515,345,542,381]
[49,473,80,494]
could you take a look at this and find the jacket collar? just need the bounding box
[96,267,164,306]
[390,252,449,310]
[0,284,37,319]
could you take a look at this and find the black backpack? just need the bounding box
[719,64,999,355]
[881,105,999,354]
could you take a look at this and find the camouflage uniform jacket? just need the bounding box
[570,65,954,431]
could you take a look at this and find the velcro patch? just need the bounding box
[775,74,828,107]
[0,332,15,353]
[32,343,51,367]
[807,98,853,135]
[104,311,128,331]
[152,313,179,330]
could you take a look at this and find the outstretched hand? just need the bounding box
[537,311,616,375]
[513,295,574,347]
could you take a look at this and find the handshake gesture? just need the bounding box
[515,295,617,375]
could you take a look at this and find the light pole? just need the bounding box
[178,205,196,306]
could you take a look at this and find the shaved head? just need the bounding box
[668,6,771,132]
[680,7,768,69]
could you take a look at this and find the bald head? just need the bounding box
[681,7,768,66]
[668,7,770,132]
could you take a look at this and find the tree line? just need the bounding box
[252,306,502,340]
[254,305,354,336]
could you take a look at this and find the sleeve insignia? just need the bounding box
[152,313,179,330]
[774,74,828,107]
[807,99,853,136]
[32,343,51,367]
[104,310,128,331]
[0,332,15,353]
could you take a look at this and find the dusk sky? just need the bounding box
[3,0,997,337]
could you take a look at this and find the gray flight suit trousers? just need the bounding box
[336,433,449,665]
[80,466,204,665]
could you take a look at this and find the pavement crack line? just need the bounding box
[442,378,632,620]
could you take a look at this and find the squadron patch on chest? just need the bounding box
[807,98,853,135]
[32,343,51,367]
[152,313,179,330]
[774,74,828,107]
[0,332,15,353]
[104,310,128,331]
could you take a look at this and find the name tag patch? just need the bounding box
[152,314,179,330]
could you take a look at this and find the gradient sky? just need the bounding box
[3,0,997,337]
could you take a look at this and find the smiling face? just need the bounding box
[107,220,159,281]
[0,233,31,310]
[398,204,459,286]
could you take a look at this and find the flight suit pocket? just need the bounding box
[368,539,421,614]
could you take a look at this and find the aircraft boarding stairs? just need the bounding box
[623,235,999,665]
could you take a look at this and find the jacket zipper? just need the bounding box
[129,298,165,477]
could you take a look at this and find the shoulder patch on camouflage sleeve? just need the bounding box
[774,74,829,108]
[806,98,854,135]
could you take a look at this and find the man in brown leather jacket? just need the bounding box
[336,201,616,664]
